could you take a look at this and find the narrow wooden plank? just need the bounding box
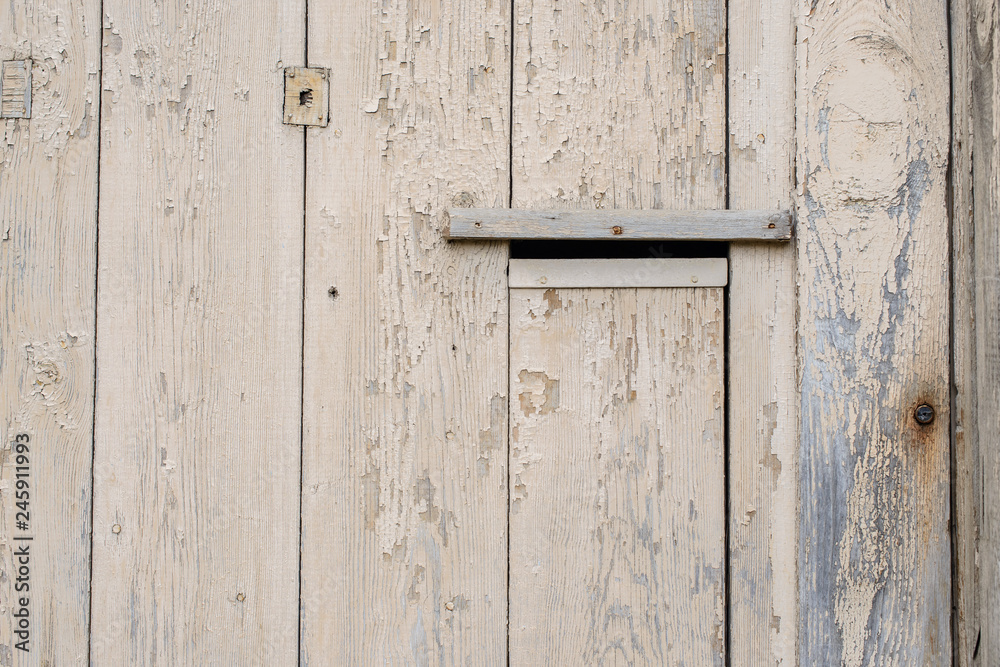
[509,258,728,288]
[509,287,726,664]
[796,1,951,664]
[510,0,725,654]
[950,0,981,661]
[0,2,99,663]
[448,208,791,240]
[300,0,510,663]
[90,2,304,663]
[957,0,1000,662]
[727,0,798,663]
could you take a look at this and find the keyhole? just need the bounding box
[299,89,313,107]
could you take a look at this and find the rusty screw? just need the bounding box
[611,226,623,235]
[914,404,935,425]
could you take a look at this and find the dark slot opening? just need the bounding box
[509,239,727,259]
[299,89,314,107]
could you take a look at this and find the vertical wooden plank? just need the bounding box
[510,0,725,656]
[299,0,510,663]
[509,287,726,664]
[950,0,981,662]
[972,3,1000,654]
[90,2,304,663]
[955,0,1000,662]
[727,0,798,664]
[796,0,952,664]
[0,1,99,663]
[512,0,726,212]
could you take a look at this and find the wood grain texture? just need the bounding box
[512,0,726,212]
[950,0,979,662]
[727,0,798,664]
[971,2,1000,655]
[299,0,510,663]
[954,0,1000,663]
[447,208,791,240]
[510,1,725,659]
[90,2,304,663]
[0,1,99,663]
[795,1,951,664]
[508,258,728,288]
[509,287,725,665]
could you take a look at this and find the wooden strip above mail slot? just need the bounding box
[447,208,792,241]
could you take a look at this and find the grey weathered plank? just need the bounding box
[299,0,510,663]
[954,0,1000,663]
[727,0,799,663]
[0,2,99,663]
[796,0,952,664]
[447,208,791,240]
[90,1,305,662]
[950,0,979,662]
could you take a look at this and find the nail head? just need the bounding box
[914,404,935,425]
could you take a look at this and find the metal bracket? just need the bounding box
[1,60,31,119]
[283,67,328,127]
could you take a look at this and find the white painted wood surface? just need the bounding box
[299,0,510,663]
[509,258,728,288]
[953,0,999,662]
[509,0,726,657]
[796,0,951,664]
[727,0,799,664]
[0,2,98,663]
[509,286,725,665]
[511,0,726,213]
[448,208,791,240]
[90,2,305,663]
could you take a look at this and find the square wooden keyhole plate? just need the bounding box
[284,67,329,127]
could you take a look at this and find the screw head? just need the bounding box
[914,404,935,425]
[112,524,121,534]
[611,225,623,235]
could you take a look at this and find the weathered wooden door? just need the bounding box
[508,259,727,663]
[2,0,970,662]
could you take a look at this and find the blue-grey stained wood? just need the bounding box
[796,0,952,664]
[447,208,792,240]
